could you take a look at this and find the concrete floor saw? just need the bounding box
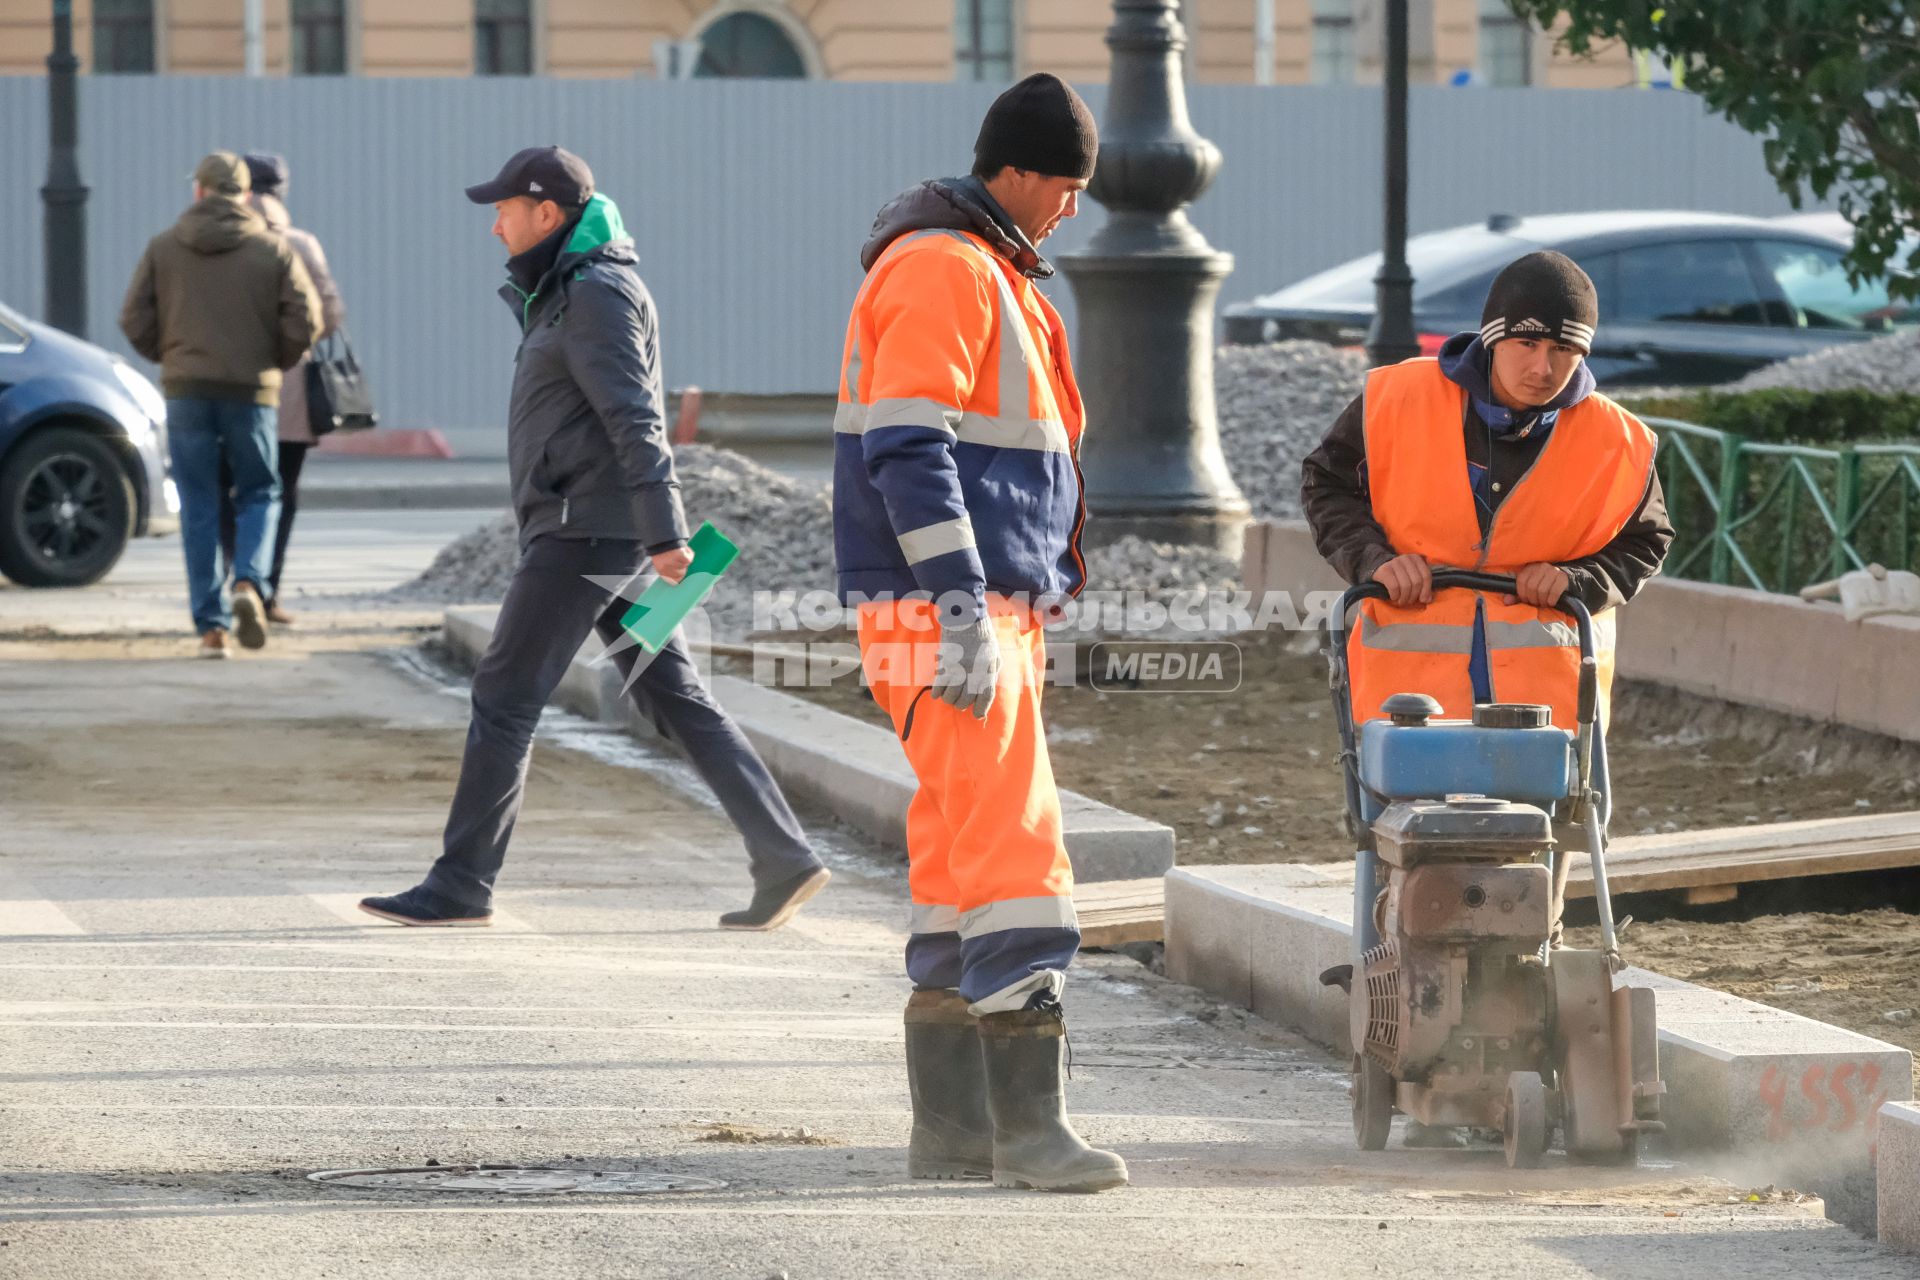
[1319,570,1666,1167]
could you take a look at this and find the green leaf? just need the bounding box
[1519,0,1917,299]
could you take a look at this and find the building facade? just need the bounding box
[1,0,1636,87]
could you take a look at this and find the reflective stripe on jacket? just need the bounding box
[1349,357,1657,728]
[832,227,1087,619]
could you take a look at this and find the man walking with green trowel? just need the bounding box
[360,146,828,932]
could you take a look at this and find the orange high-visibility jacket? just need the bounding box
[1348,358,1657,729]
[832,226,1087,617]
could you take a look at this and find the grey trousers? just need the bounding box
[425,534,822,909]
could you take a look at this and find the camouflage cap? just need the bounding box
[193,152,251,198]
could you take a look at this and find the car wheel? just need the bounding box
[0,425,138,588]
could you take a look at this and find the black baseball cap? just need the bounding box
[464,145,594,208]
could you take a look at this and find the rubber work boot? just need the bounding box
[978,999,1129,1192]
[904,989,993,1179]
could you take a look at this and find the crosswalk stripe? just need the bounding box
[0,889,87,937]
[296,887,534,933]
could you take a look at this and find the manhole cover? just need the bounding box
[308,1165,727,1195]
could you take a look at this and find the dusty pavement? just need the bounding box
[0,537,1914,1276]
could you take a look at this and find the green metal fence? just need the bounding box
[1648,417,1920,594]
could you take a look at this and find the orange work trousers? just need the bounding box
[856,595,1079,1013]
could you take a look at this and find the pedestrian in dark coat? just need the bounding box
[360,147,828,932]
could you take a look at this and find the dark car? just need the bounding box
[0,299,177,587]
[1223,211,1920,387]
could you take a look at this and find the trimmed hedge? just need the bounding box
[1634,389,1920,591]
[1616,388,1920,445]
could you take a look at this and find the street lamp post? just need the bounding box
[1061,0,1249,557]
[1364,0,1418,367]
[43,0,89,339]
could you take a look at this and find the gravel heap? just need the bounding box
[393,444,835,643]
[399,342,1371,641]
[1213,340,1368,521]
[1725,327,1920,395]
[397,511,519,604]
[1081,534,1243,598]
[1069,534,1249,639]
[398,446,1255,644]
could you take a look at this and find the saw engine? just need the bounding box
[1356,797,1557,1123]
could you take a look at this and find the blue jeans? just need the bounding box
[166,399,280,634]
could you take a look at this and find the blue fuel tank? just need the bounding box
[1357,716,1574,816]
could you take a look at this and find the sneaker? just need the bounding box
[358,885,492,927]
[718,866,830,931]
[267,602,296,626]
[199,629,231,660]
[232,581,269,651]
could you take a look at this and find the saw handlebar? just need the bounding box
[1329,570,1599,731]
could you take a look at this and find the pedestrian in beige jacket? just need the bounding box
[119,151,320,658]
[210,152,346,624]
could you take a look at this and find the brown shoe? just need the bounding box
[266,603,296,626]
[199,629,231,660]
[232,581,269,650]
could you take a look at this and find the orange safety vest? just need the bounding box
[1349,358,1657,729]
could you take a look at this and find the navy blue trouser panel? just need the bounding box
[958,926,1082,1007]
[906,932,963,990]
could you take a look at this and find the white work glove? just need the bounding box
[931,617,1001,721]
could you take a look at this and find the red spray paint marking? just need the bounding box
[1755,1060,1897,1158]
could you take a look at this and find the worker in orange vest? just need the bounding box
[1302,251,1674,733]
[830,74,1126,1193]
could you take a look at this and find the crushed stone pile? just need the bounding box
[1068,534,1251,639]
[1212,340,1368,521]
[1725,327,1920,395]
[396,510,519,605]
[392,444,835,643]
[400,342,1374,642]
[1081,534,1243,598]
[399,450,1255,645]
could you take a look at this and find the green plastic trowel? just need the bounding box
[619,521,740,653]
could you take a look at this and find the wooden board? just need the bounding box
[1077,877,1165,948]
[1566,809,1920,899]
[1068,810,1920,949]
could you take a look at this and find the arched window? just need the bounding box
[93,0,156,74]
[693,12,807,78]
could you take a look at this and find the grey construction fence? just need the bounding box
[1,77,1811,445]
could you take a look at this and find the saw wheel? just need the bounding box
[1503,1071,1549,1169]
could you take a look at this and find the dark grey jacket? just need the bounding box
[500,194,688,552]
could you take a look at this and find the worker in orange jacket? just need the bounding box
[830,74,1126,1193]
[1303,252,1674,734]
